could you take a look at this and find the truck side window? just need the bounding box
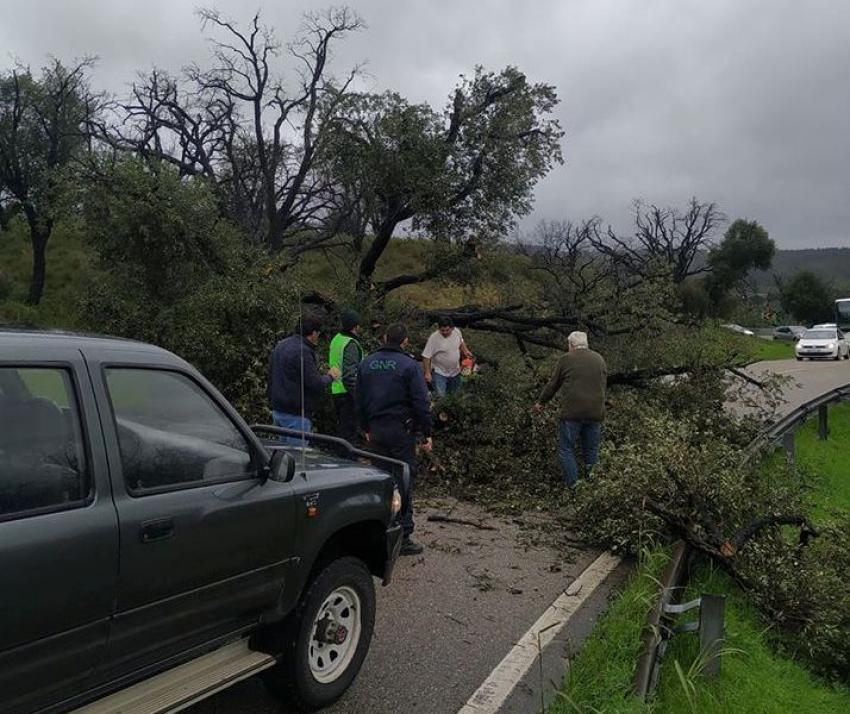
[0,367,89,521]
[105,368,253,492]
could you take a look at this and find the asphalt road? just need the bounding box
[191,500,599,714]
[748,356,850,411]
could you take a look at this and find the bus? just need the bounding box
[835,298,850,330]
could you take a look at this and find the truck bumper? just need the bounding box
[382,524,403,586]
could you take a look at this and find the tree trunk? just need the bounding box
[26,224,51,306]
[357,220,396,293]
[268,210,284,253]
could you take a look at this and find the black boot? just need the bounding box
[400,537,424,556]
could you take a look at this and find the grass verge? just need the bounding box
[749,338,795,362]
[553,550,850,714]
[795,401,850,517]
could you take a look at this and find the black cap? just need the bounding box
[341,309,361,332]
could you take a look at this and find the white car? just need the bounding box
[812,323,838,329]
[795,328,850,361]
[721,323,755,336]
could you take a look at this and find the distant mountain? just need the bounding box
[752,248,850,290]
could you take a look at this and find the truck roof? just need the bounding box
[0,327,183,362]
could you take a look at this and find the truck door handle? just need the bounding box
[140,518,175,543]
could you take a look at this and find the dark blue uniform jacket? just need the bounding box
[356,346,432,437]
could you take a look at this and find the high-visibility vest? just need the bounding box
[329,333,363,395]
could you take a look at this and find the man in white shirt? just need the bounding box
[422,317,473,397]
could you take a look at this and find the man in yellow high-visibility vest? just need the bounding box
[329,310,365,444]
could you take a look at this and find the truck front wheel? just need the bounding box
[262,557,376,711]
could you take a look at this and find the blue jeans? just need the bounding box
[558,420,602,487]
[433,373,462,397]
[272,411,312,446]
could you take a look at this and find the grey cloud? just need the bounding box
[1,0,848,247]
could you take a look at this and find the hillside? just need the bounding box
[752,247,850,290]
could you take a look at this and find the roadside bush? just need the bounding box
[569,391,850,682]
[0,270,12,301]
[82,269,300,421]
[78,158,304,418]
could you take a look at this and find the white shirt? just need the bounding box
[422,328,464,378]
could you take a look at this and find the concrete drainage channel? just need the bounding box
[458,552,628,714]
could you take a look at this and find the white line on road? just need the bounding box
[457,552,622,714]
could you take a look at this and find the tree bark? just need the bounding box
[27,224,51,305]
[357,219,397,293]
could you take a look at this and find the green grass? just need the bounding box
[0,217,94,328]
[795,402,850,519]
[553,552,850,714]
[749,337,795,362]
[552,549,666,714]
[653,567,850,713]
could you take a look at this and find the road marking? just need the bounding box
[457,552,622,714]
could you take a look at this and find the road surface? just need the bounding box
[747,357,850,411]
[191,500,603,714]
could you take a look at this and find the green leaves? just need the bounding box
[779,270,834,325]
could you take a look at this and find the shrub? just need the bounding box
[0,270,12,301]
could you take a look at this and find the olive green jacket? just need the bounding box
[537,348,607,422]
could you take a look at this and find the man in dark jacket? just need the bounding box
[357,323,432,555]
[267,315,340,445]
[533,331,607,487]
[328,310,365,444]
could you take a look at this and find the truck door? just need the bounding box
[90,355,297,679]
[0,349,118,713]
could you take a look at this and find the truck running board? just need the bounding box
[72,639,277,714]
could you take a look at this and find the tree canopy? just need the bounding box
[0,58,98,303]
[780,270,833,325]
[323,66,564,292]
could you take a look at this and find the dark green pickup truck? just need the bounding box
[0,329,405,713]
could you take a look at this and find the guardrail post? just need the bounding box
[782,430,796,465]
[698,594,725,678]
[818,404,829,441]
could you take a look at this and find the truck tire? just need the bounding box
[262,557,376,711]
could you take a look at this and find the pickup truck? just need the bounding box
[0,329,405,713]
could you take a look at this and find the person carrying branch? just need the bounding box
[533,331,607,488]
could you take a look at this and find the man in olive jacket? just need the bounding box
[533,331,607,487]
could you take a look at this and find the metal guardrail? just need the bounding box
[635,383,850,699]
[746,383,850,460]
[250,423,411,497]
[633,542,690,698]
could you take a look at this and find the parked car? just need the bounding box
[795,328,850,360]
[772,325,806,341]
[0,329,405,714]
[721,323,755,336]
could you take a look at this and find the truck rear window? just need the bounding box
[0,367,89,520]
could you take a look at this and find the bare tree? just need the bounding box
[99,8,362,255]
[590,198,726,283]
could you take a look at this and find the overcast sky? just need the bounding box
[2,0,848,248]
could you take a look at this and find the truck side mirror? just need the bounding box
[266,449,296,483]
